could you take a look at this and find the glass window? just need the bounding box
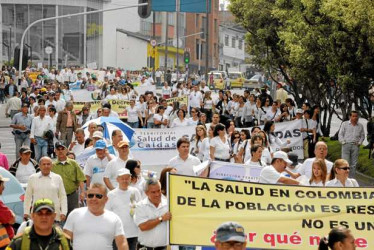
[238,39,243,50]
[225,35,229,46]
[232,37,236,48]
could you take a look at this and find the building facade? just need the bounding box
[0,0,104,68]
[185,0,220,74]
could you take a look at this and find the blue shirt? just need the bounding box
[11,112,33,132]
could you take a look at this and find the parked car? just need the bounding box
[0,168,25,226]
[244,74,264,90]
[208,72,225,90]
[228,72,245,88]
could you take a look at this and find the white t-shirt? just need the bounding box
[64,207,124,250]
[106,187,142,238]
[161,86,172,96]
[84,154,114,185]
[325,178,359,187]
[104,157,129,188]
[189,91,203,108]
[210,136,231,160]
[168,155,201,176]
[126,106,139,123]
[16,162,36,184]
[153,114,168,128]
[259,165,282,184]
[171,118,189,128]
[71,142,85,157]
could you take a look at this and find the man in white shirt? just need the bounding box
[134,179,171,250]
[84,140,114,187]
[68,128,86,157]
[64,183,128,250]
[30,105,55,161]
[104,141,130,190]
[54,91,66,112]
[189,85,203,110]
[169,137,201,176]
[24,156,67,222]
[106,169,142,250]
[259,151,299,185]
[5,91,21,118]
[9,146,39,184]
[45,92,57,108]
[295,141,333,179]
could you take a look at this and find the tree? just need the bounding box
[230,0,374,136]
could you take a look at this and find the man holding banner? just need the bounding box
[259,151,299,185]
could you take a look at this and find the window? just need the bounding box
[238,39,243,50]
[225,35,229,46]
[214,43,217,57]
[232,37,236,48]
[214,19,217,33]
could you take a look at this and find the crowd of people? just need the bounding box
[0,65,369,250]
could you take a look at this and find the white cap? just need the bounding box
[273,151,293,165]
[117,168,131,177]
[93,131,103,139]
[296,109,303,114]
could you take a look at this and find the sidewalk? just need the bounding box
[0,103,17,163]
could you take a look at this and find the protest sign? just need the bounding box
[166,95,188,107]
[208,161,262,182]
[237,120,304,159]
[169,174,373,249]
[131,126,195,166]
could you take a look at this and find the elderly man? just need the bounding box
[56,101,78,147]
[104,141,130,190]
[52,142,86,215]
[169,137,201,176]
[8,199,72,250]
[9,146,39,184]
[5,91,21,119]
[10,102,33,156]
[64,183,128,250]
[134,179,171,250]
[295,141,333,179]
[108,129,124,156]
[259,151,299,185]
[24,156,67,222]
[84,140,114,187]
[338,110,365,177]
[106,169,142,250]
[68,128,86,157]
[214,222,246,250]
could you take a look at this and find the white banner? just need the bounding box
[131,126,196,166]
[209,161,263,182]
[237,120,304,159]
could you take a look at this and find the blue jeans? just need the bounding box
[14,133,30,156]
[127,121,139,128]
[35,137,48,162]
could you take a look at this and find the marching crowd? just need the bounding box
[0,65,369,250]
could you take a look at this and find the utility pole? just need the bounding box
[204,0,209,82]
[164,13,169,72]
[18,2,148,79]
[152,11,156,79]
[176,0,180,73]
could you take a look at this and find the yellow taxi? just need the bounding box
[208,72,224,90]
[228,72,245,88]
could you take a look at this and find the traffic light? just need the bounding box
[184,51,190,64]
[138,0,152,19]
[13,46,29,70]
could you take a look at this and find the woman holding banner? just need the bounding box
[210,123,231,162]
[326,159,359,187]
[264,121,290,151]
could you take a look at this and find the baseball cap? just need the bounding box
[117,168,131,177]
[19,146,32,154]
[118,141,129,148]
[33,199,55,213]
[93,131,103,139]
[55,141,67,149]
[296,109,303,114]
[95,140,107,149]
[216,222,246,243]
[0,174,10,182]
[273,151,293,165]
[287,152,298,166]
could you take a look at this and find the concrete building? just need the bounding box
[218,10,247,72]
[185,0,220,74]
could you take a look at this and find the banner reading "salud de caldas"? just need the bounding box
[169,174,374,249]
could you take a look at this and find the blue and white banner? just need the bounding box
[131,126,196,166]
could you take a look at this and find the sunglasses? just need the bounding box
[36,210,54,216]
[87,193,104,199]
[338,167,350,171]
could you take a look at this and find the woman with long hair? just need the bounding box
[263,120,290,151]
[234,96,245,127]
[308,159,327,186]
[192,125,210,162]
[326,159,359,187]
[202,91,214,123]
[318,226,356,250]
[126,159,146,197]
[188,107,200,126]
[170,109,189,127]
[145,99,157,128]
[153,106,168,128]
[136,95,147,128]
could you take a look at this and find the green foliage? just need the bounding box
[229,0,374,135]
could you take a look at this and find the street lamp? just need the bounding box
[25,43,32,66]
